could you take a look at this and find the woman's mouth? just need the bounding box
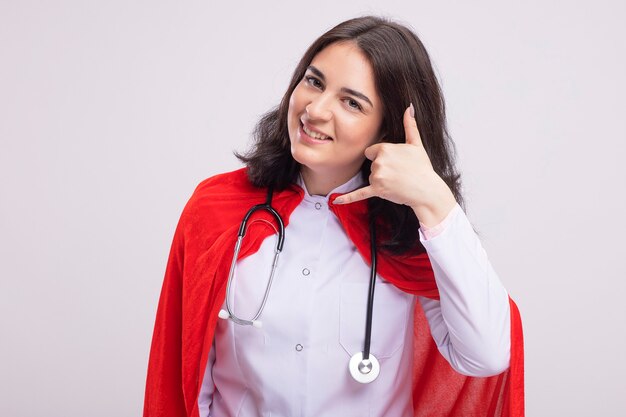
[300,122,333,142]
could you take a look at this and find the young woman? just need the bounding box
[144,16,524,417]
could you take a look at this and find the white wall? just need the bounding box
[1,1,624,415]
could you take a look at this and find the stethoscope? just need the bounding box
[218,186,381,384]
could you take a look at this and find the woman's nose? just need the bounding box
[305,94,333,121]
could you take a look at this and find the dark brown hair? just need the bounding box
[234,15,464,256]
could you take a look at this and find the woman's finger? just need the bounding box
[404,103,424,148]
[333,185,377,205]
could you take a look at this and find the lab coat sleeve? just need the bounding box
[417,203,511,377]
[198,340,216,417]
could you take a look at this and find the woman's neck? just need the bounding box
[300,166,361,196]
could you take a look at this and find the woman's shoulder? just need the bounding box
[185,166,259,206]
[192,167,250,195]
[178,167,264,225]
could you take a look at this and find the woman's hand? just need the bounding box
[333,104,457,227]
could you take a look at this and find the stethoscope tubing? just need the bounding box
[223,187,285,327]
[237,187,285,250]
[363,217,377,361]
[220,186,380,382]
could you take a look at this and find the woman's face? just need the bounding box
[287,41,384,186]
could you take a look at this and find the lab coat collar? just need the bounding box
[296,170,366,204]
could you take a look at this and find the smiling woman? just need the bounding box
[144,15,524,417]
[288,42,385,195]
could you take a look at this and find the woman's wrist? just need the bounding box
[411,182,457,228]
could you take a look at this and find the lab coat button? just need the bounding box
[295,344,303,352]
[302,268,310,276]
[315,202,322,210]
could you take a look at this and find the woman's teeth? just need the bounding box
[303,124,331,140]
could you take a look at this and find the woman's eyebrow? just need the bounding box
[307,65,373,108]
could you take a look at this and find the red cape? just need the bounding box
[144,168,524,416]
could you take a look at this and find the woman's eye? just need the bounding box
[346,98,362,111]
[305,76,323,89]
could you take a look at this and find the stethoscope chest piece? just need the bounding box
[349,351,380,384]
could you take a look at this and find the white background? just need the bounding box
[1,1,625,416]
